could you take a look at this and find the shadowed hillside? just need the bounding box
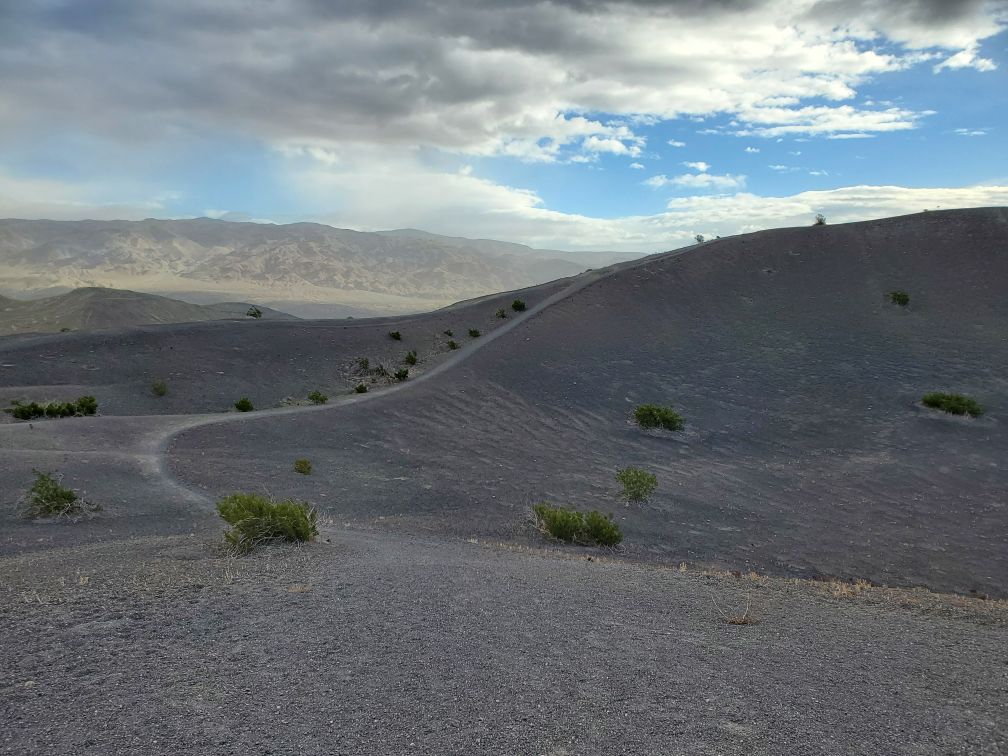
[0,287,296,334]
[163,207,1008,595]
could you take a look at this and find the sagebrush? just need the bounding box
[7,396,98,421]
[633,404,684,432]
[616,467,658,502]
[533,502,622,546]
[21,470,98,519]
[234,397,254,412]
[922,392,983,418]
[216,493,318,554]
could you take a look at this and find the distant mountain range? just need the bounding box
[0,218,622,316]
[0,287,296,335]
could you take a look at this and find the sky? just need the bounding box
[0,0,1006,254]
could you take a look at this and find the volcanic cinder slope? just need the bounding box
[1,209,1006,755]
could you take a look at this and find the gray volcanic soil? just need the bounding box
[2,209,1007,754]
[166,208,1008,597]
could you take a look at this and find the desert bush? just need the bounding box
[496,308,507,319]
[21,470,97,519]
[308,390,328,405]
[814,213,827,225]
[216,493,318,554]
[371,364,389,378]
[246,306,263,319]
[447,340,459,350]
[8,396,98,421]
[234,397,254,412]
[533,503,623,546]
[394,368,409,382]
[922,392,983,418]
[354,383,368,393]
[616,467,658,502]
[403,350,418,366]
[443,329,454,337]
[633,404,684,432]
[582,510,623,546]
[888,290,910,306]
[293,458,312,475]
[511,299,526,312]
[695,234,705,244]
[388,330,402,340]
[355,357,370,374]
[468,328,481,338]
[152,381,168,397]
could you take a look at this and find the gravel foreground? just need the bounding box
[2,528,1006,756]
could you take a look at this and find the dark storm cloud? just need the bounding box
[0,0,1004,152]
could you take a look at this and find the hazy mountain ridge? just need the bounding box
[0,287,297,334]
[0,218,596,311]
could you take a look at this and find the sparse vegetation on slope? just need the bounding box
[496,308,507,319]
[922,392,983,418]
[616,467,658,502]
[388,330,402,341]
[354,383,368,393]
[152,381,168,397]
[293,458,312,475]
[512,299,526,312]
[308,390,328,405]
[814,213,827,225]
[216,493,318,554]
[7,396,98,421]
[403,350,418,366]
[20,470,98,519]
[633,404,684,432]
[889,290,910,306]
[234,397,254,412]
[246,305,263,319]
[533,503,623,546]
[394,368,409,382]
[468,328,481,338]
[447,340,459,350]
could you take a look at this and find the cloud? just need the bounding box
[629,162,645,169]
[667,140,687,148]
[683,161,711,172]
[744,146,761,153]
[645,172,746,189]
[0,0,1002,159]
[954,128,988,136]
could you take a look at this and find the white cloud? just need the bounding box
[934,45,998,73]
[769,164,796,172]
[744,146,761,153]
[954,128,988,137]
[667,140,686,148]
[629,162,645,170]
[582,135,643,157]
[683,161,711,172]
[645,172,746,189]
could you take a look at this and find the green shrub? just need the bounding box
[888,290,910,306]
[616,467,658,502]
[403,350,418,366]
[388,330,402,341]
[216,493,318,554]
[532,503,623,546]
[234,397,254,412]
[447,340,459,350]
[246,306,263,319]
[308,390,328,405]
[371,364,389,378]
[7,396,98,421]
[394,368,409,382]
[21,470,97,519]
[633,404,684,432]
[355,357,370,374]
[814,213,826,225]
[468,328,481,338]
[152,381,168,397]
[922,392,983,418]
[293,458,312,475]
[443,329,453,337]
[354,383,368,393]
[496,308,507,319]
[511,299,526,312]
[582,510,623,546]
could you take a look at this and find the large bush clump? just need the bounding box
[21,470,98,519]
[533,503,623,547]
[7,396,98,421]
[616,467,658,502]
[922,392,983,418]
[633,404,684,432]
[216,493,318,554]
[234,397,254,412]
